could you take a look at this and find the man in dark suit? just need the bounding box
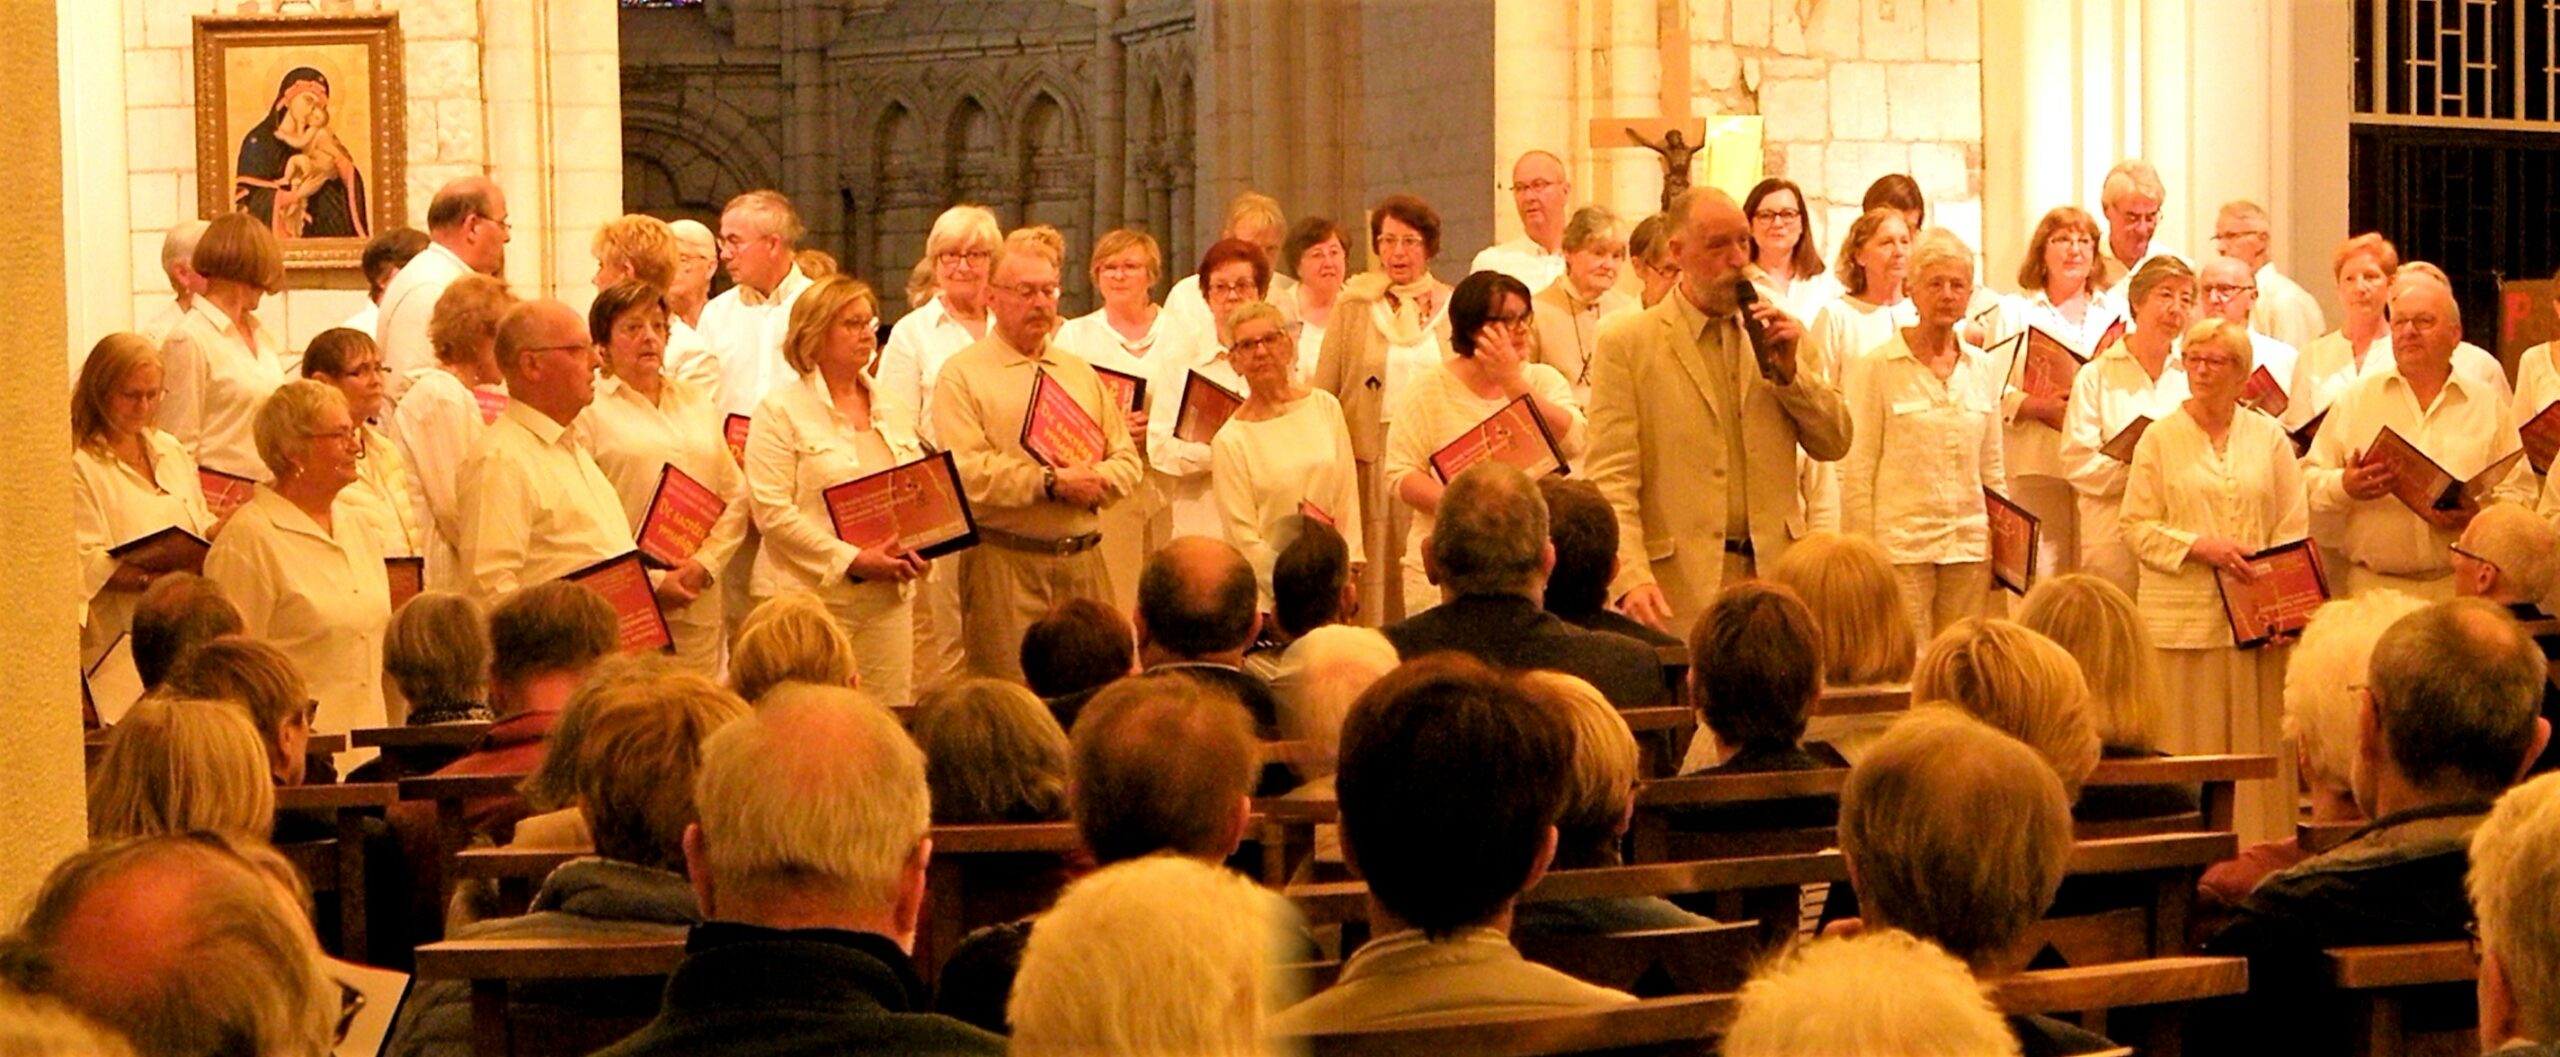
[1385,464,1669,708]
[1540,477,1682,649]
[1134,536,1284,735]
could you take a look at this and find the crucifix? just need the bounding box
[1588,0,1710,213]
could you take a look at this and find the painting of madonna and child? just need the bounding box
[195,15,404,269]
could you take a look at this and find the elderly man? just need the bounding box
[136,220,209,346]
[378,177,510,399]
[455,300,635,601]
[1470,150,1572,292]
[1008,856,1278,1056]
[1539,478,1678,649]
[1386,465,1666,709]
[596,684,1003,1056]
[2199,255,2299,403]
[932,227,1143,680]
[2467,772,2560,1056]
[934,671,1306,1034]
[2305,273,2533,599]
[340,227,429,337]
[0,834,338,1057]
[2096,159,2176,289]
[1164,192,1295,342]
[2456,502,2560,773]
[2211,200,2326,348]
[1586,187,1850,636]
[1135,536,1282,731]
[667,218,718,328]
[128,572,243,692]
[2203,599,2551,1051]
[698,190,815,417]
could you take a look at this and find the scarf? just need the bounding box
[1374,275,1445,346]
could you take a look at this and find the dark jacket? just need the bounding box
[2011,1012,2118,1056]
[1386,594,1670,708]
[1665,741,1847,834]
[595,922,1003,1057]
[1145,662,1283,735]
[2510,602,2560,774]
[1556,605,1684,649]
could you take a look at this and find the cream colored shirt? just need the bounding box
[2252,264,2328,350]
[1269,927,1632,1034]
[2061,342,2191,503]
[1147,328,1251,538]
[389,368,493,592]
[1984,289,2124,480]
[744,371,926,601]
[203,486,391,734]
[137,298,187,346]
[661,317,720,395]
[1529,278,1634,405]
[1802,295,1912,533]
[2121,407,2310,648]
[2289,330,2512,431]
[577,374,752,577]
[1382,361,1587,582]
[340,425,423,559]
[931,332,1146,539]
[72,431,212,651]
[1211,390,1366,601]
[2509,341,2560,496]
[1050,306,1176,524]
[1469,236,1568,293]
[1283,284,1332,383]
[1841,334,2007,564]
[2305,364,2530,578]
[375,242,473,401]
[158,301,287,480]
[877,293,991,445]
[698,265,814,418]
[457,400,637,600]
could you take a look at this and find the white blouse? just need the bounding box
[203,486,391,735]
[1211,391,1366,601]
[1382,361,1588,582]
[389,369,494,592]
[876,294,990,446]
[1147,329,1252,539]
[339,425,423,560]
[2060,342,2191,506]
[158,302,287,481]
[1983,290,2124,480]
[1840,334,2007,565]
[744,371,926,604]
[2120,408,2310,648]
[72,431,212,656]
[577,374,753,579]
[2509,342,2560,497]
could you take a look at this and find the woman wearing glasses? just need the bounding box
[1380,271,1586,615]
[1211,301,1363,603]
[204,380,392,738]
[1149,239,1271,539]
[72,333,215,682]
[1053,229,1173,610]
[875,204,999,691]
[2119,318,2308,843]
[301,328,423,566]
[1743,177,1839,322]
[1982,207,2125,580]
[1314,194,1455,622]
[2062,256,2197,594]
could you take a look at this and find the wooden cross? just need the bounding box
[1588,0,1710,213]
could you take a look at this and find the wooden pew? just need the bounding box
[1809,685,1914,717]
[2324,941,2478,1057]
[274,781,396,959]
[351,722,491,778]
[1620,706,1697,779]
[400,772,534,914]
[1994,955,2249,1057]
[914,821,1085,986]
[410,936,685,1057]
[2077,754,2280,838]
[450,847,588,918]
[1513,921,1762,997]
[1298,992,1735,1057]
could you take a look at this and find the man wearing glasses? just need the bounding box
[2196,255,2299,406]
[2095,159,2177,292]
[1470,150,1572,293]
[457,300,635,601]
[2452,502,2560,774]
[2211,200,2327,349]
[376,176,512,404]
[699,189,815,418]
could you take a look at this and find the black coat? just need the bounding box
[1386,594,1671,709]
[594,923,1004,1057]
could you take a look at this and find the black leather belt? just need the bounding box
[979,526,1104,556]
[1724,537,1754,556]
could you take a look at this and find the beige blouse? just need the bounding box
[2120,408,2309,649]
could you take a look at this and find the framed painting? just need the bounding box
[193,13,404,273]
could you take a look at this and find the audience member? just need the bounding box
[2016,575,2198,824]
[594,684,1002,1056]
[1135,536,1282,731]
[1539,478,1679,648]
[1270,655,1632,1031]
[84,696,274,844]
[1512,671,1714,940]
[2467,772,2560,1056]
[0,988,138,1057]
[1016,596,1133,727]
[1911,619,2102,801]
[1006,855,1276,1057]
[1766,532,1915,759]
[1268,624,1401,792]
[2456,502,2560,772]
[384,592,493,728]
[911,679,1072,824]
[1269,517,1358,645]
[1723,929,2023,1057]
[727,592,858,705]
[128,573,241,692]
[1385,465,1666,708]
[1834,708,2110,1055]
[512,657,690,851]
[0,834,337,1057]
[164,635,313,788]
[1671,581,1847,830]
[430,581,617,838]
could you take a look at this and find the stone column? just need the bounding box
[785,0,838,256]
[2,0,88,908]
[1094,0,1126,238]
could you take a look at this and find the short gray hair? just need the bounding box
[1007,855,1275,1056]
[721,189,804,246]
[1842,708,2071,971]
[1427,463,1550,597]
[2463,503,2559,605]
[2369,599,2547,797]
[2283,590,2431,795]
[1724,929,2020,1057]
[2470,772,2560,1042]
[1560,205,1622,254]
[694,683,930,909]
[251,380,348,480]
[1906,228,1975,286]
[2100,158,2165,207]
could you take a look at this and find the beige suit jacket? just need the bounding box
[1585,293,1852,630]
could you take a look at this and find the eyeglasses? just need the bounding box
[996,282,1062,301]
[2184,353,2243,370]
[2211,229,2269,243]
[2389,311,2446,333]
[1485,313,1534,332]
[1232,333,1288,354]
[329,363,390,379]
[938,250,995,268]
[304,428,359,447]
[2203,283,2258,301]
[1752,208,1804,223]
[474,213,512,233]
[2450,543,2499,573]
[1377,234,1428,252]
[1508,179,1564,195]
[2049,234,2097,249]
[1097,260,1150,277]
[1207,279,1260,297]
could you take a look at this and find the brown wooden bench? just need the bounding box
[914,821,1084,985]
[1299,991,1735,1057]
[1809,685,1914,717]
[274,781,396,959]
[399,772,534,916]
[410,936,685,1057]
[1993,955,2249,1057]
[1620,706,1698,779]
[2077,754,2280,838]
[351,723,492,777]
[2324,941,2478,1057]
[449,847,589,917]
[1515,921,1763,997]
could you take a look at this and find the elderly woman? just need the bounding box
[1800,209,1918,534]
[159,212,288,482]
[2119,318,2309,843]
[878,204,999,443]
[1380,270,1587,615]
[726,591,858,704]
[1050,228,1172,612]
[590,214,717,391]
[72,333,214,679]
[1627,212,1680,310]
[1211,301,1363,604]
[164,634,314,788]
[86,695,276,843]
[1314,193,1454,623]
[1527,205,1633,404]
[1150,238,1270,538]
[1911,619,2103,802]
[391,274,515,592]
[383,591,492,728]
[1268,623,1400,794]
[1280,217,1350,380]
[1744,177,1839,322]
[911,678,1073,825]
[1841,230,2006,638]
[576,279,752,677]
[2060,255,2196,593]
[1985,207,2124,580]
[745,276,928,707]
[203,380,391,741]
[301,328,422,564]
[1514,670,1715,940]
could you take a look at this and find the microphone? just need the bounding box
[1733,273,1781,381]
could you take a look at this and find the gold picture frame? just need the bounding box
[193,13,404,274]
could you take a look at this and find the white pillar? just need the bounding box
[56,0,127,363]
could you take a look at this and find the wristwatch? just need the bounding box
[1043,466,1059,500]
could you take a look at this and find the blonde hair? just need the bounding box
[428,274,516,368]
[695,683,929,908]
[191,212,285,293]
[2016,574,2167,751]
[910,678,1072,825]
[71,333,161,451]
[1724,929,2020,1057]
[87,696,276,843]
[1844,708,2073,971]
[385,591,491,708]
[1912,620,2103,800]
[162,635,307,753]
[1834,208,1909,296]
[1008,855,1274,1057]
[1088,228,1162,284]
[2100,158,2166,208]
[924,204,1001,261]
[591,214,680,289]
[729,592,858,703]
[1223,191,1285,238]
[1269,625,1401,781]
[250,380,348,482]
[1767,533,1916,687]
[721,189,805,245]
[569,663,752,871]
[779,276,881,378]
[1001,225,1067,272]
[1525,671,1637,867]
[1224,300,1285,344]
[1905,227,1975,286]
[2468,772,2560,1042]
[2180,317,2256,375]
[0,989,138,1056]
[2284,590,2430,795]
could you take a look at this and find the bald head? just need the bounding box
[2458,503,2560,607]
[2387,271,2461,368]
[1670,187,1749,313]
[1509,151,1570,248]
[2199,256,2259,324]
[2366,599,2550,805]
[1136,537,1260,660]
[425,176,509,274]
[494,299,598,422]
[1069,673,1260,863]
